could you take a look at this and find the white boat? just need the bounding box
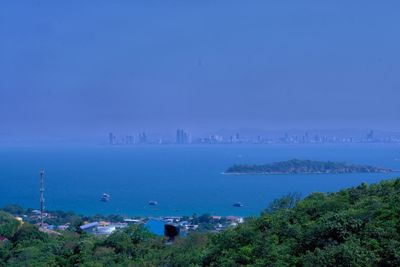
[100,193,110,202]
[148,200,158,206]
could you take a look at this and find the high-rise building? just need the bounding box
[367,130,375,142]
[109,132,116,145]
[176,129,191,144]
[138,132,147,144]
[125,135,135,145]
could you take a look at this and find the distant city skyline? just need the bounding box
[104,128,400,146]
[1,1,400,141]
[3,126,400,144]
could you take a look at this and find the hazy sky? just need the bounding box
[1,1,399,139]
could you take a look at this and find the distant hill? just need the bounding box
[225,159,394,174]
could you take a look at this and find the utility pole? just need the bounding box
[40,170,45,227]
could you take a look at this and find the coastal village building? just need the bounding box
[0,236,9,244]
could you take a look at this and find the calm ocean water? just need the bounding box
[0,144,399,217]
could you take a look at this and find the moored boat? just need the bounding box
[233,202,244,208]
[148,200,158,206]
[100,193,110,202]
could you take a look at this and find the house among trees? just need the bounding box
[0,236,9,244]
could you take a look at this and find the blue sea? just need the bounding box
[0,144,399,217]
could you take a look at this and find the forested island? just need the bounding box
[225,159,394,175]
[0,179,400,266]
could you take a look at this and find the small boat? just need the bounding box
[148,200,158,206]
[233,202,244,208]
[100,193,110,202]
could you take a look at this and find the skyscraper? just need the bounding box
[176,129,191,144]
[125,135,135,145]
[109,132,116,145]
[138,132,147,144]
[367,130,375,142]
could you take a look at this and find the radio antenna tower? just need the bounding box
[40,170,45,227]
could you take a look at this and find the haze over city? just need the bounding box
[1,0,400,142]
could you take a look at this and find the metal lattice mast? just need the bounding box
[40,170,45,227]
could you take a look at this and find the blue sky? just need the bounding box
[1,1,399,139]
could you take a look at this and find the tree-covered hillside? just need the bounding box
[1,178,399,266]
[225,159,394,175]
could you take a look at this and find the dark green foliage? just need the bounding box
[0,178,399,266]
[0,211,20,239]
[265,192,301,213]
[11,224,48,244]
[1,204,24,216]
